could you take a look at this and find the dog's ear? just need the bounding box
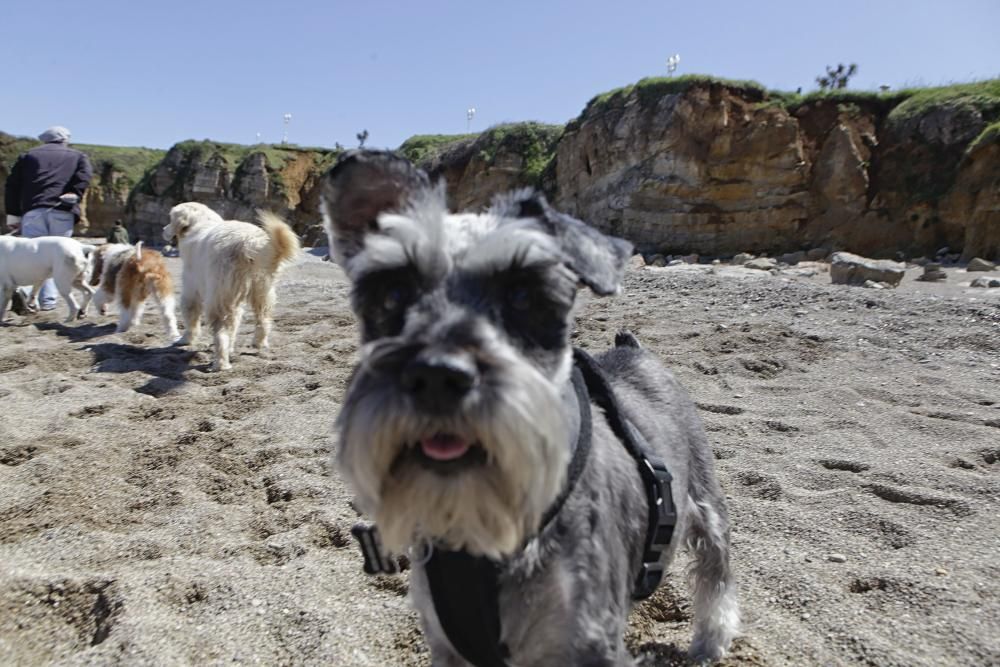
[321,150,431,263]
[498,190,632,296]
[167,203,205,237]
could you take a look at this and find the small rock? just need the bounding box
[732,252,755,265]
[991,279,1000,288]
[862,280,885,289]
[745,257,778,271]
[778,251,806,266]
[680,253,699,264]
[801,613,811,620]
[711,258,721,265]
[629,254,646,269]
[667,258,684,266]
[830,252,905,287]
[970,277,991,288]
[916,263,948,282]
[935,246,951,257]
[806,247,830,261]
[910,256,929,267]
[826,553,847,563]
[967,257,996,272]
[935,567,948,576]
[649,254,667,267]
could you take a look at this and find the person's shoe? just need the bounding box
[10,289,29,316]
[39,303,58,312]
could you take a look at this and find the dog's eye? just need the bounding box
[382,285,407,312]
[508,286,532,311]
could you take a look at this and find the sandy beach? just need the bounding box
[1,251,998,666]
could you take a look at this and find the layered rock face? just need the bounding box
[126,143,337,245]
[554,86,810,256]
[411,124,562,212]
[551,81,1000,260]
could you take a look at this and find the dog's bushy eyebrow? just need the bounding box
[457,223,562,276]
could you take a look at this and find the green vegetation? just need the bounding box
[170,139,335,173]
[475,122,563,184]
[132,139,340,198]
[885,79,1000,129]
[966,120,1000,154]
[398,133,477,164]
[74,144,165,184]
[576,74,768,123]
[0,132,165,197]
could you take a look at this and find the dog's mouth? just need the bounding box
[393,433,487,474]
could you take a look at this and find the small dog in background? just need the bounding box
[163,202,300,371]
[88,241,179,340]
[0,236,95,323]
[323,151,739,665]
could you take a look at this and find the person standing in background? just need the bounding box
[107,219,130,245]
[4,126,93,310]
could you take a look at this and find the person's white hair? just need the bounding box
[38,126,71,143]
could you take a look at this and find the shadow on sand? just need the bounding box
[82,340,202,396]
[34,321,118,341]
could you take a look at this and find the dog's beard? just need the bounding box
[338,345,570,560]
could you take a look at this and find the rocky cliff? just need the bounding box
[3,76,998,260]
[405,78,999,261]
[549,77,1000,260]
[124,141,339,245]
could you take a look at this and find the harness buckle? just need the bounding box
[633,453,677,600]
[351,522,400,575]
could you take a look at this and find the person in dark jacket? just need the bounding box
[107,219,130,245]
[4,126,93,310]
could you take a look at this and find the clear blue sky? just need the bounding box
[4,0,998,150]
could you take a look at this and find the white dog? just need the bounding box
[0,236,96,323]
[88,241,180,340]
[163,202,300,371]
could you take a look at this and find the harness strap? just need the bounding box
[571,348,677,600]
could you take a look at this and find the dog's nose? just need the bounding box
[401,353,477,413]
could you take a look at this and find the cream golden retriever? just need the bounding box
[164,202,300,371]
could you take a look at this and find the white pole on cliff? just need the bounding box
[466,107,476,132]
[282,113,292,145]
[666,54,681,76]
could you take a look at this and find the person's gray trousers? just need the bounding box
[20,208,75,309]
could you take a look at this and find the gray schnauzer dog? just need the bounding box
[322,150,739,666]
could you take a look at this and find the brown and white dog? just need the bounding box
[88,241,180,340]
[163,202,300,371]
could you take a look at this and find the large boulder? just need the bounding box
[830,252,906,287]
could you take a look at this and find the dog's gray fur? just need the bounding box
[323,150,739,665]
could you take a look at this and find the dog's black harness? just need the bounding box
[352,348,677,667]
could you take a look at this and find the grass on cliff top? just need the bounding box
[74,144,166,183]
[572,75,1000,133]
[398,133,477,164]
[475,122,563,183]
[172,139,338,172]
[0,132,165,192]
[885,78,1000,127]
[967,119,1000,154]
[577,74,768,121]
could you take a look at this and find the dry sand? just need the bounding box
[1,251,998,666]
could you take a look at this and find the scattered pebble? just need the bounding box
[827,553,847,563]
[935,568,949,576]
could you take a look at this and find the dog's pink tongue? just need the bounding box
[420,434,471,461]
